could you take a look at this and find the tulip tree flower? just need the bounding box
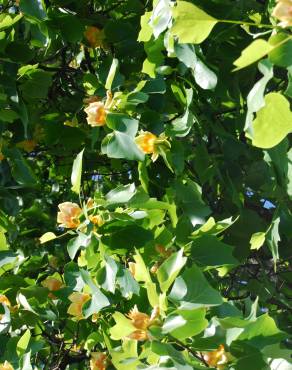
[57,202,82,229]
[84,101,107,127]
[41,277,64,299]
[0,294,11,307]
[203,345,232,369]
[67,292,91,319]
[0,361,14,370]
[84,91,113,127]
[135,131,171,162]
[84,26,104,48]
[126,305,160,341]
[272,0,292,27]
[90,352,107,370]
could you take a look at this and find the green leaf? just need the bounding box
[133,251,152,283]
[20,0,46,21]
[102,114,145,161]
[193,59,217,90]
[59,15,84,43]
[233,39,273,70]
[19,70,53,100]
[249,93,292,149]
[138,160,149,192]
[191,216,236,237]
[142,36,164,78]
[138,12,152,42]
[6,42,35,63]
[237,313,286,349]
[99,256,118,293]
[0,230,8,251]
[106,225,153,250]
[71,148,84,194]
[17,329,31,356]
[83,289,110,318]
[0,109,19,123]
[67,233,91,260]
[169,265,223,309]
[162,309,208,340]
[105,58,119,90]
[167,88,195,137]
[171,1,218,44]
[175,179,211,226]
[157,249,187,292]
[266,215,280,265]
[106,183,136,204]
[150,0,172,39]
[269,33,292,67]
[191,235,238,267]
[8,148,37,186]
[110,312,135,340]
[285,66,292,98]
[250,232,265,250]
[117,267,140,298]
[0,14,23,31]
[39,232,57,244]
[0,304,10,334]
[245,60,273,137]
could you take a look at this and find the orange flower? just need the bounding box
[0,361,14,370]
[0,295,11,307]
[41,277,64,299]
[67,292,90,319]
[16,139,37,153]
[155,244,173,258]
[272,0,292,27]
[90,352,107,370]
[84,101,107,127]
[0,153,4,161]
[57,202,82,229]
[203,345,231,369]
[126,305,160,341]
[127,305,151,331]
[89,215,104,227]
[135,131,157,154]
[84,26,104,48]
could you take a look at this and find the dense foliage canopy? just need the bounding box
[0,0,291,369]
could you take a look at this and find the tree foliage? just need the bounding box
[0,0,291,369]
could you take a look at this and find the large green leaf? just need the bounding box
[169,265,223,309]
[162,308,208,340]
[237,314,286,349]
[110,312,135,340]
[20,0,46,21]
[249,93,292,149]
[8,148,37,186]
[245,60,273,137]
[233,39,273,70]
[171,1,218,44]
[269,33,292,67]
[156,249,187,292]
[191,235,238,267]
